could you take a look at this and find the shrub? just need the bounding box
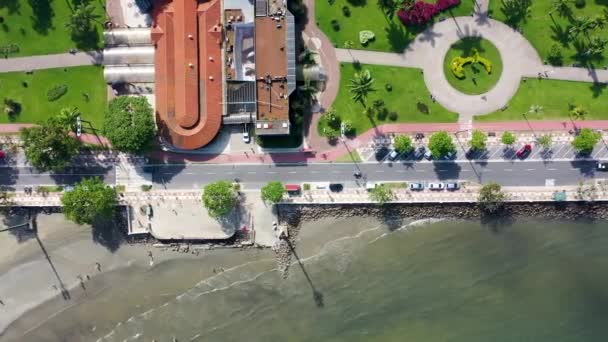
[450,49,492,79]
[141,184,153,192]
[359,30,375,45]
[547,43,563,66]
[47,84,68,101]
[331,19,340,31]
[574,0,585,8]
[388,111,398,121]
[385,83,393,91]
[342,6,351,16]
[376,107,388,120]
[397,0,460,26]
[342,119,355,135]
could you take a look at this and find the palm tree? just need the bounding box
[65,4,100,35]
[569,16,593,39]
[570,105,588,120]
[298,49,317,67]
[549,0,573,18]
[343,40,354,49]
[527,104,543,115]
[377,0,406,19]
[56,107,81,131]
[348,69,374,106]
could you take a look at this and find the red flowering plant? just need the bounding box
[397,0,460,26]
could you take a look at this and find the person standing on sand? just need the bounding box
[95,262,101,272]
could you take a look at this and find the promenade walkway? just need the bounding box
[0,52,102,73]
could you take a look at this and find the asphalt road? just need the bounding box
[152,159,602,189]
[0,159,602,190]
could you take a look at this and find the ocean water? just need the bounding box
[5,217,608,341]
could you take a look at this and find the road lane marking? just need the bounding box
[526,168,535,171]
[331,171,341,174]
[310,171,320,174]
[247,171,256,174]
[416,170,425,172]
[267,171,277,174]
[504,169,512,171]
[376,170,384,173]
[548,168,557,171]
[288,171,297,174]
[437,169,447,172]
[205,172,215,175]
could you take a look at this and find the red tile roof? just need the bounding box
[152,0,223,150]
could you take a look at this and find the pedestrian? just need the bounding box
[95,262,101,272]
[0,299,4,305]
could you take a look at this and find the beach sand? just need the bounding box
[0,214,385,341]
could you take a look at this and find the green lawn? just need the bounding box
[0,0,105,56]
[319,63,458,136]
[488,0,608,67]
[316,0,475,52]
[443,37,503,95]
[475,79,607,122]
[0,65,107,129]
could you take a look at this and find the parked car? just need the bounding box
[423,149,433,160]
[597,161,608,171]
[443,151,457,160]
[242,125,250,143]
[375,147,389,161]
[516,144,532,159]
[409,182,424,191]
[329,183,344,192]
[427,182,445,190]
[446,182,460,190]
[387,150,400,161]
[413,146,426,160]
[0,150,5,159]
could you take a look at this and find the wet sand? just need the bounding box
[0,216,385,341]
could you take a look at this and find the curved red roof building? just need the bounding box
[151,0,222,150]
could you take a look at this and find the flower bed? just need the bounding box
[397,0,461,26]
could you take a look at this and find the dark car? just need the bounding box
[375,147,389,161]
[446,182,460,190]
[413,146,426,160]
[516,144,532,159]
[409,182,424,191]
[597,161,608,171]
[329,183,344,192]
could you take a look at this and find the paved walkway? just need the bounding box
[302,0,341,152]
[334,4,608,126]
[0,52,102,73]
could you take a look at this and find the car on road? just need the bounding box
[597,161,608,171]
[329,183,344,192]
[516,144,532,159]
[242,125,250,143]
[387,150,400,161]
[445,182,460,190]
[413,146,426,160]
[427,182,444,190]
[409,182,424,191]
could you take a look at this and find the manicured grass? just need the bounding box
[319,63,458,136]
[475,79,608,122]
[488,0,608,67]
[0,66,107,129]
[316,0,475,52]
[335,149,362,162]
[443,37,503,95]
[0,0,105,57]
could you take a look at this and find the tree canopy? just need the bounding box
[369,184,394,204]
[393,135,413,154]
[65,4,99,36]
[348,69,374,106]
[61,177,118,225]
[20,117,80,172]
[469,130,487,151]
[202,181,237,218]
[571,128,600,154]
[537,134,552,150]
[428,131,456,158]
[261,181,286,204]
[477,182,506,213]
[104,96,156,153]
[501,131,516,146]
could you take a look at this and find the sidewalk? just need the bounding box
[0,52,102,73]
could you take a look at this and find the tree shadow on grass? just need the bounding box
[590,82,606,98]
[385,21,415,52]
[72,26,101,50]
[27,0,54,35]
[550,22,571,47]
[0,0,20,14]
[450,36,485,56]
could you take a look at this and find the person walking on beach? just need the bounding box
[95,262,101,272]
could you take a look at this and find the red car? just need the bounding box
[0,150,5,159]
[516,144,532,159]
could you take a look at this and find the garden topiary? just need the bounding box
[450,48,492,79]
[47,85,68,101]
[342,6,351,16]
[388,111,398,121]
[385,83,393,91]
[574,0,585,8]
[331,19,340,31]
[359,30,375,45]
